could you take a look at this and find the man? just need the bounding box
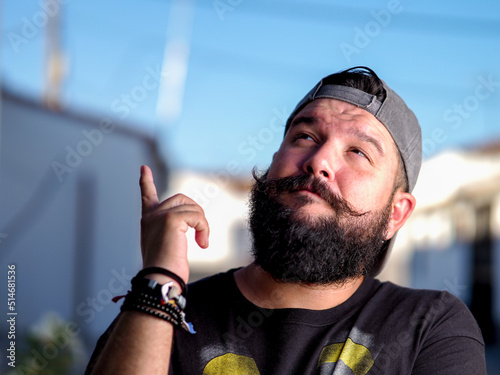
[86,67,486,374]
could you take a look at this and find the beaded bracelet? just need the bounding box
[113,268,195,334]
[122,302,180,327]
[121,291,195,334]
[126,291,182,321]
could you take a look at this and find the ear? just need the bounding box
[385,191,416,240]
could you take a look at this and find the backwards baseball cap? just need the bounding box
[284,66,422,275]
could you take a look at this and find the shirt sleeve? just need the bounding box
[411,292,486,375]
[83,314,120,375]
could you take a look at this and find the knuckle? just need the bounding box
[170,193,187,200]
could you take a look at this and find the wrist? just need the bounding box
[144,273,183,291]
[117,275,195,334]
[142,259,189,285]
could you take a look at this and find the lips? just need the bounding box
[294,185,323,200]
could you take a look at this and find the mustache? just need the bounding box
[252,170,368,217]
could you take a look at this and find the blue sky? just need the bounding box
[3,0,500,175]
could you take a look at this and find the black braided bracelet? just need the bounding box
[121,292,181,323]
[136,290,182,312]
[136,267,187,295]
[123,302,180,327]
[130,293,182,320]
[118,288,196,334]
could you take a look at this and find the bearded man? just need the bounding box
[86,67,486,375]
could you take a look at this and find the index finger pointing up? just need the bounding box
[140,165,160,214]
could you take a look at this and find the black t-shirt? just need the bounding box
[170,269,485,374]
[86,269,486,374]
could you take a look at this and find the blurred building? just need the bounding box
[165,169,254,282]
[0,88,167,365]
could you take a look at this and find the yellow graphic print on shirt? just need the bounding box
[318,338,374,375]
[203,353,260,375]
[202,338,374,374]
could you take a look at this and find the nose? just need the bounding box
[302,144,337,181]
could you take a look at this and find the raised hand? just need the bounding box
[139,165,210,283]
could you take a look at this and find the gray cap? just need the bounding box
[284,68,422,275]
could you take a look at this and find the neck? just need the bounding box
[234,263,364,310]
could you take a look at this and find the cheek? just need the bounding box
[267,149,300,178]
[267,159,287,179]
[337,172,392,211]
[337,177,367,208]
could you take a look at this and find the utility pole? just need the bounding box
[43,0,66,110]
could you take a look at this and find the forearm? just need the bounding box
[90,311,173,375]
[87,166,209,374]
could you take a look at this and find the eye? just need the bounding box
[349,148,369,160]
[293,133,315,142]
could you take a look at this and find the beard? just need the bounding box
[248,170,393,285]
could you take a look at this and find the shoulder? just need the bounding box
[367,278,483,342]
[368,277,465,309]
[361,279,486,374]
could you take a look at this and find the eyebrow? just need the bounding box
[347,127,385,156]
[290,115,315,127]
[290,115,385,156]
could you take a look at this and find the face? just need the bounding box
[248,99,416,284]
[268,99,402,231]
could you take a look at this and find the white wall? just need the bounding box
[166,170,253,281]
